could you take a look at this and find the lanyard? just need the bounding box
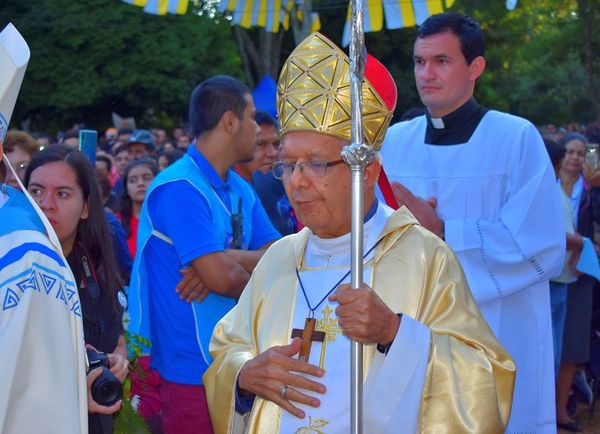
[295,238,382,318]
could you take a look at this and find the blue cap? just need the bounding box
[128,129,155,150]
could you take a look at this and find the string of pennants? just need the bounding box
[122,0,190,15]
[219,0,320,34]
[121,0,519,35]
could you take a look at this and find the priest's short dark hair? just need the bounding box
[417,12,485,65]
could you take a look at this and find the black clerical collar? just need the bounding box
[424,98,488,146]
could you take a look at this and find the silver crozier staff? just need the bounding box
[340,1,370,433]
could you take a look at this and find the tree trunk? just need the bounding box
[234,27,285,86]
[235,26,255,88]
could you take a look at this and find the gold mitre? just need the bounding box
[277,32,397,150]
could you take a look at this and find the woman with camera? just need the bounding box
[24,144,128,434]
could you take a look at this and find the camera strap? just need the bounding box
[69,243,107,340]
[74,242,100,300]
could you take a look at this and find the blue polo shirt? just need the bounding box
[143,146,280,384]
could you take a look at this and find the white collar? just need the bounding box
[430,117,445,129]
[304,203,392,268]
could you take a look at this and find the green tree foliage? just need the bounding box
[3,0,598,130]
[1,0,243,132]
[458,0,596,125]
[318,0,598,125]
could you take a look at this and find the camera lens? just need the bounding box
[91,367,122,406]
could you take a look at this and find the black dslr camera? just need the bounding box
[86,348,122,406]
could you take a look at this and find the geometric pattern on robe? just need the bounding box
[203,206,516,434]
[381,112,565,433]
[0,188,88,434]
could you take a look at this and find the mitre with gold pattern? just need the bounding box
[277,32,397,150]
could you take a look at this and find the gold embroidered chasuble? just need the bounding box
[203,207,515,434]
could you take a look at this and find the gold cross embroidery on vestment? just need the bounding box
[316,304,343,370]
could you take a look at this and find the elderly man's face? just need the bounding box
[280,131,351,238]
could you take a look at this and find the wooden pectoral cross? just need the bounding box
[291,318,325,362]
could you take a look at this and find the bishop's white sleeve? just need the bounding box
[443,126,565,305]
[364,315,430,434]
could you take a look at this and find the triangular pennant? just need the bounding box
[3,288,20,310]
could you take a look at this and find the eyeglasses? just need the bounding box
[272,159,345,180]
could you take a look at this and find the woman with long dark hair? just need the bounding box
[118,158,158,258]
[24,144,128,434]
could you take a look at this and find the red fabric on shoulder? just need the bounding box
[378,167,399,210]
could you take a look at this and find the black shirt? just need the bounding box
[424,97,488,146]
[66,245,123,353]
[66,243,124,434]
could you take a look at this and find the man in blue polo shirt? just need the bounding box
[128,75,281,434]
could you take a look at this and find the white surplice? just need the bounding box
[381,111,565,433]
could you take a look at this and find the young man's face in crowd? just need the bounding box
[128,143,150,160]
[95,159,110,178]
[115,149,130,177]
[177,135,190,149]
[413,31,483,118]
[233,94,260,164]
[253,124,280,174]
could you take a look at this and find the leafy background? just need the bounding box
[1,0,599,133]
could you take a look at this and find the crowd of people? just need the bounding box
[2,11,600,434]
